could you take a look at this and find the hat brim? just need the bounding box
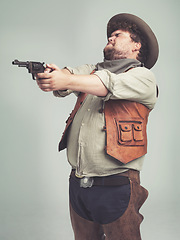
[107,13,159,69]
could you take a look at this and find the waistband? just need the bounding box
[70,169,140,188]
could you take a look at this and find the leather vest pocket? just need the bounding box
[120,123,132,142]
[133,123,143,141]
[116,120,144,146]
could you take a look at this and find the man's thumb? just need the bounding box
[46,63,59,71]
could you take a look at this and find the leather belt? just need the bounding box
[70,169,139,188]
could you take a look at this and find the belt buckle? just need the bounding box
[80,177,94,188]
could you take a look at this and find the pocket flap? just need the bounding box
[120,124,132,132]
[133,123,142,131]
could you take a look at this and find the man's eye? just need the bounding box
[115,33,120,37]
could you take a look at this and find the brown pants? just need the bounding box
[70,173,148,240]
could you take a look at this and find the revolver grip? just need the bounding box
[32,73,36,80]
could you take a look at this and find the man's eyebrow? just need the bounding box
[111,30,122,36]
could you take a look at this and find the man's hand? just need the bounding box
[36,64,71,92]
[36,63,108,97]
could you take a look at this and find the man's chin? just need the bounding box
[103,48,128,61]
[103,48,115,61]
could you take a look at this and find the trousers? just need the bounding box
[69,170,148,240]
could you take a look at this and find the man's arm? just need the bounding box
[36,64,108,97]
[94,67,157,109]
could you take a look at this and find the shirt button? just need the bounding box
[81,123,85,126]
[87,109,90,111]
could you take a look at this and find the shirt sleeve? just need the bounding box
[94,67,157,109]
[53,64,96,97]
[65,64,96,75]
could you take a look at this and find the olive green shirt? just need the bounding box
[54,64,157,177]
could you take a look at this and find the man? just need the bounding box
[36,13,159,240]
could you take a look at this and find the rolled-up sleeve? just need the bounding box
[94,67,157,109]
[65,64,96,75]
[53,64,96,97]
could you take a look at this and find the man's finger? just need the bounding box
[36,72,51,79]
[46,63,59,71]
[44,67,52,73]
[37,78,51,84]
[38,83,52,91]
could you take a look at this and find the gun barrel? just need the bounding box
[12,59,29,67]
[12,59,19,65]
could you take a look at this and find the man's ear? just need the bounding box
[133,42,141,52]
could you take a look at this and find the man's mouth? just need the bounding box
[105,42,114,49]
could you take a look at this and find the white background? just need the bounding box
[0,0,180,239]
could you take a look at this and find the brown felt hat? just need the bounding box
[107,13,159,69]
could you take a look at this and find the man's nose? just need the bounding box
[108,36,115,43]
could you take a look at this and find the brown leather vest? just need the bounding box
[58,93,151,164]
[104,99,151,164]
[58,92,87,151]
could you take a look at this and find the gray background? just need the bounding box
[0,0,179,239]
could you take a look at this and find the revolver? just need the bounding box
[12,59,46,80]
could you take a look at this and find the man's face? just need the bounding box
[103,29,140,60]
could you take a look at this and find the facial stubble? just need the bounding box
[103,47,129,60]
